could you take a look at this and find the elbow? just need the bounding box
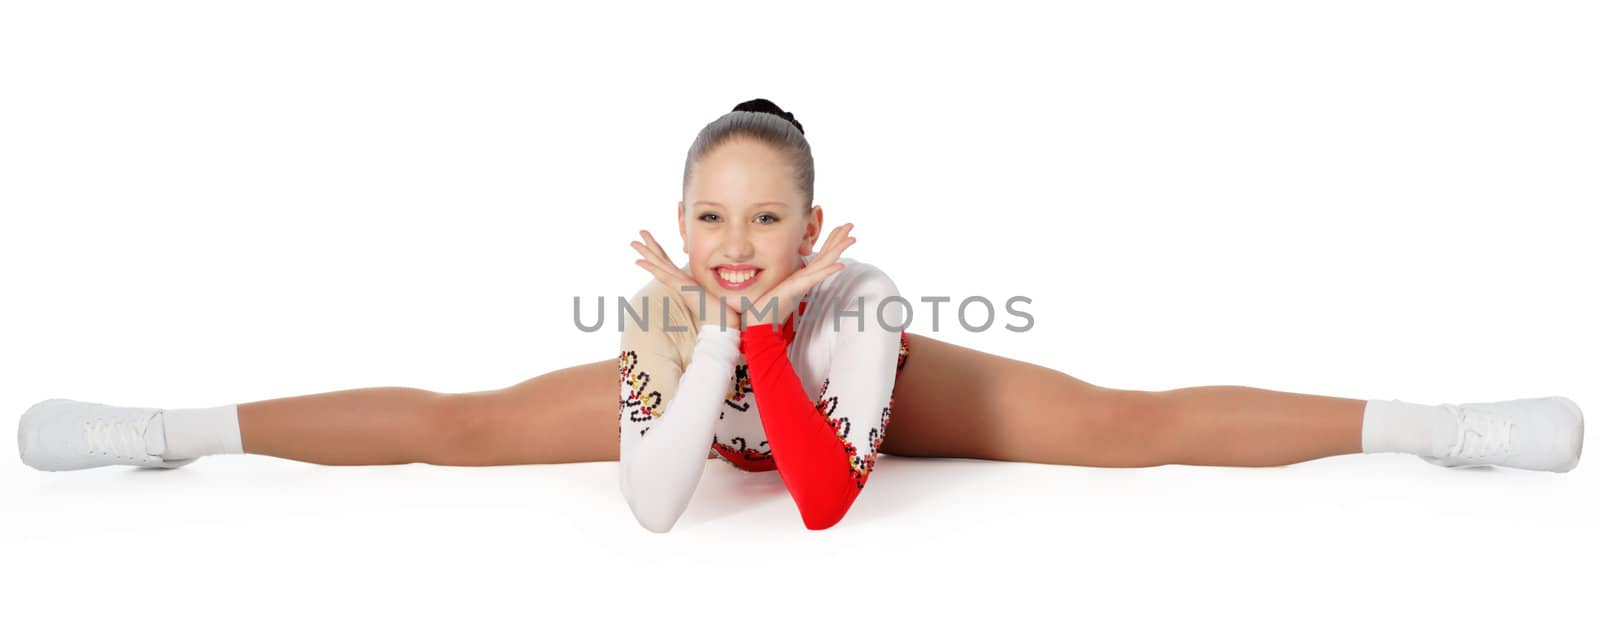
[625,495,684,533]
[801,510,845,531]
[796,496,854,531]
[633,510,679,534]
[619,459,695,533]
[788,470,868,530]
[621,475,684,533]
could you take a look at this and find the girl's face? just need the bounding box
[678,138,824,314]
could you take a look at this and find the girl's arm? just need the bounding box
[618,286,740,533]
[738,267,903,530]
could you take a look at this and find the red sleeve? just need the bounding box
[738,321,861,530]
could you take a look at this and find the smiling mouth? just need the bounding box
[713,267,762,289]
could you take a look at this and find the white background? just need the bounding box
[3,1,1595,616]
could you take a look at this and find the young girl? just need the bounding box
[18,99,1585,531]
[619,220,903,531]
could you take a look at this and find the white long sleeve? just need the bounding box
[613,258,911,531]
[618,284,740,532]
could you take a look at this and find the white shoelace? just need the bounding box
[83,413,158,461]
[1439,403,1516,462]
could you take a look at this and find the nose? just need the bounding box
[721,222,755,261]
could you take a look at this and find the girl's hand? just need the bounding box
[630,230,743,329]
[745,223,855,329]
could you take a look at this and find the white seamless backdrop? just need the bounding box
[3,2,1595,618]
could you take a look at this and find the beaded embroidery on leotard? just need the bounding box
[709,330,909,473]
[618,257,905,530]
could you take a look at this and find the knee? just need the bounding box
[1089,389,1182,466]
[419,392,497,465]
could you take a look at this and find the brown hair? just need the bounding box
[681,98,815,211]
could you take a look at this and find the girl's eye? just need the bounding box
[699,213,780,224]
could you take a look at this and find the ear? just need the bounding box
[799,204,824,256]
[677,200,688,254]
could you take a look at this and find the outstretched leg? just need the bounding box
[878,333,1363,467]
[41,333,1560,471]
[239,334,1359,468]
[239,358,720,466]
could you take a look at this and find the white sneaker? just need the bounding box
[18,398,198,471]
[1420,396,1584,472]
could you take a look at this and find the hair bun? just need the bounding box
[732,98,804,135]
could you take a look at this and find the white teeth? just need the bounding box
[717,268,756,284]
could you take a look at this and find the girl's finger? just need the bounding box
[646,240,697,282]
[636,259,683,284]
[632,232,665,265]
[632,238,687,279]
[633,249,675,279]
[633,246,676,274]
[813,235,855,268]
[639,230,674,264]
[811,226,850,265]
[630,242,662,264]
[817,224,854,259]
[800,225,847,269]
[829,223,854,246]
[819,224,848,252]
[640,264,700,297]
[823,234,855,260]
[634,259,666,277]
[782,261,846,302]
[805,262,847,287]
[765,266,843,316]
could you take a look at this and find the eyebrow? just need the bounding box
[693,201,789,208]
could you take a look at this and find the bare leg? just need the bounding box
[236,332,1362,468]
[240,387,450,465]
[237,358,717,466]
[878,333,1364,467]
[1138,386,1363,466]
